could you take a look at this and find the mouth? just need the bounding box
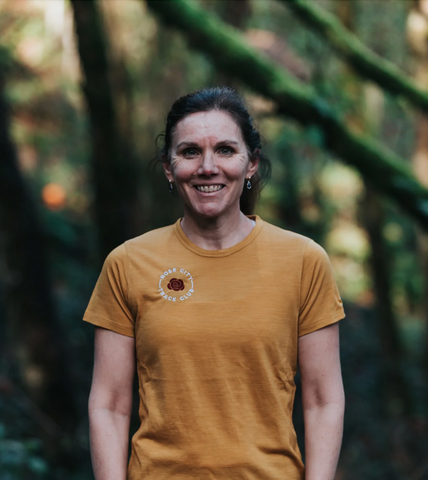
[194,184,225,193]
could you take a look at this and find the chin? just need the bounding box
[189,202,228,220]
[184,197,239,221]
[195,207,224,219]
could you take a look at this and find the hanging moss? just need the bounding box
[284,0,428,113]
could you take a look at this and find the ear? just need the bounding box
[162,155,174,182]
[247,152,260,178]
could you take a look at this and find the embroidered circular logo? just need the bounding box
[167,278,184,291]
[158,268,194,302]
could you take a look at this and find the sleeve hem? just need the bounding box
[299,238,312,315]
[83,314,135,338]
[298,308,345,337]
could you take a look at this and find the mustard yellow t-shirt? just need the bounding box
[83,215,345,480]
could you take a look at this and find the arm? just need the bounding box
[298,322,345,480]
[89,326,136,480]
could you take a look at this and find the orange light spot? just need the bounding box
[42,183,66,210]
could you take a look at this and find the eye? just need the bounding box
[182,148,199,158]
[218,146,234,155]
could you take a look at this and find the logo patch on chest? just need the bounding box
[158,268,194,302]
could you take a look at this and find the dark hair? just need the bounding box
[156,87,271,215]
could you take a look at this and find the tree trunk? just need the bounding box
[362,185,412,414]
[210,0,252,91]
[0,74,78,464]
[99,0,136,143]
[71,0,142,261]
[276,141,304,233]
[146,0,428,233]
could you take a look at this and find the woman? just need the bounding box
[84,87,345,480]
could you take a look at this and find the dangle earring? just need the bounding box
[169,180,174,192]
[246,177,252,190]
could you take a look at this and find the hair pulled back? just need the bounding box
[157,87,271,215]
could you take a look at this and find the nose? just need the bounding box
[197,150,219,176]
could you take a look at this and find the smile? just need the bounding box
[195,185,224,193]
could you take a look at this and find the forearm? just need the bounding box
[303,401,344,480]
[89,407,131,480]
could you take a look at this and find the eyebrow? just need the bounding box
[176,140,240,149]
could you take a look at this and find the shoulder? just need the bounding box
[258,219,332,270]
[124,223,176,252]
[102,242,128,270]
[102,223,176,266]
[261,219,328,251]
[259,219,312,252]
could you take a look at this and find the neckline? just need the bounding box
[173,215,264,258]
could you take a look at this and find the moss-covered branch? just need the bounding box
[283,0,428,113]
[146,0,428,230]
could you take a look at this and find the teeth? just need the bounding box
[196,185,223,192]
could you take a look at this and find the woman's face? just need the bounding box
[163,110,259,221]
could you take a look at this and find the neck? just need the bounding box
[180,207,255,250]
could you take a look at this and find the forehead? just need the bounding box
[172,110,243,145]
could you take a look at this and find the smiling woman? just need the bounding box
[160,87,271,216]
[83,87,346,480]
[163,109,259,246]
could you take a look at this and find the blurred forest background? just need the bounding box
[1,0,428,478]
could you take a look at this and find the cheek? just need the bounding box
[170,158,196,180]
[223,155,251,176]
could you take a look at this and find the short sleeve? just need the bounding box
[299,239,345,337]
[83,243,135,337]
